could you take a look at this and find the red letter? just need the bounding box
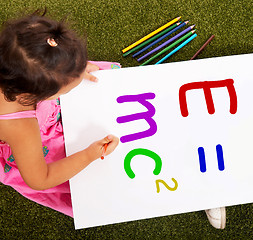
[179,79,237,117]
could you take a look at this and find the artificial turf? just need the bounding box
[0,0,252,239]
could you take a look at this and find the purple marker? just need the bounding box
[137,25,195,62]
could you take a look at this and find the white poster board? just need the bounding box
[60,54,253,229]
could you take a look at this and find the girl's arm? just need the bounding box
[2,118,119,190]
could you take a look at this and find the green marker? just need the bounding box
[123,22,181,57]
[141,29,196,66]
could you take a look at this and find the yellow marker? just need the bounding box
[122,16,181,53]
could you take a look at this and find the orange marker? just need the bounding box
[101,143,108,160]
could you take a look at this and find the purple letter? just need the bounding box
[117,93,157,143]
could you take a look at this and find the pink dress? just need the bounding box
[0,61,121,218]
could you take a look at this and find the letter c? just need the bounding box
[124,148,162,179]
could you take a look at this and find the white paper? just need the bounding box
[60,54,253,229]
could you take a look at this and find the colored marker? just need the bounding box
[133,21,189,58]
[155,33,197,65]
[190,35,215,60]
[123,22,181,57]
[101,143,108,160]
[138,24,195,62]
[122,16,181,53]
[155,33,197,64]
[141,30,196,66]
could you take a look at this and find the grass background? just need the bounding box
[0,0,252,239]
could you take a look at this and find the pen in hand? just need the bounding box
[101,143,108,160]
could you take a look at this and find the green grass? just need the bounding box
[0,0,253,239]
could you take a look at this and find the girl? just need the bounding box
[0,9,119,217]
[0,9,225,229]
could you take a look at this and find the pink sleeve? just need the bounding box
[88,61,121,70]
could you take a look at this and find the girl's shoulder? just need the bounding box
[0,115,39,146]
[0,92,37,143]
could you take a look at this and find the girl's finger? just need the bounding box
[84,72,98,82]
[102,135,119,148]
[102,135,113,144]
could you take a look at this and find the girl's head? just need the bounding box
[0,9,87,106]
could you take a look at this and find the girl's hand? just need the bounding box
[84,62,99,82]
[87,135,119,161]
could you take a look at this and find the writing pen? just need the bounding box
[101,143,108,160]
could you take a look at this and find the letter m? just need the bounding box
[179,79,237,117]
[116,93,157,143]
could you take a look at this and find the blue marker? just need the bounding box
[155,33,197,65]
[132,21,189,58]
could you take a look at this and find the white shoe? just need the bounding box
[205,207,226,229]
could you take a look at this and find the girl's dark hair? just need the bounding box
[0,8,87,105]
